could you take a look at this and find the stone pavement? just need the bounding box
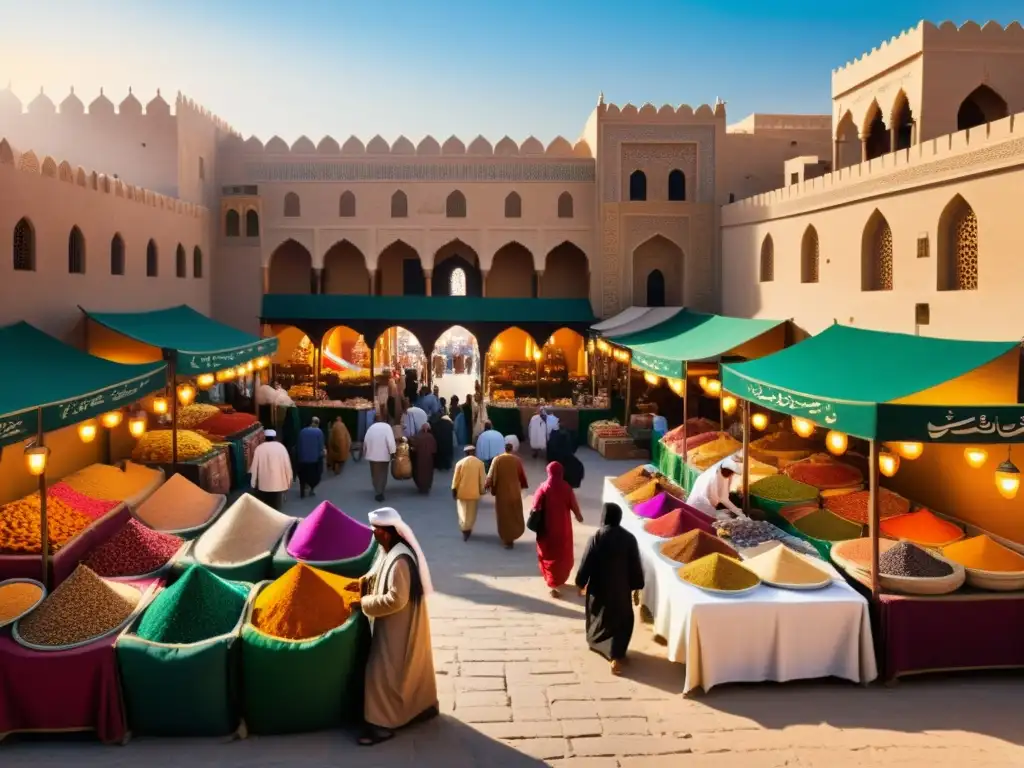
[4,449,1024,766]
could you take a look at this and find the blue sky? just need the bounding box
[0,1,1019,143]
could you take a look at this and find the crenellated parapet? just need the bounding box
[220,132,593,158]
[597,100,726,122]
[0,136,207,219]
[723,111,1022,215]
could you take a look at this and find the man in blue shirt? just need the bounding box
[296,416,326,498]
[417,386,441,420]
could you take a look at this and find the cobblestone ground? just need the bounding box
[4,449,1024,767]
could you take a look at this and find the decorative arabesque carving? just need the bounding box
[601,124,715,203]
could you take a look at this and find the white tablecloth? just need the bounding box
[603,478,877,693]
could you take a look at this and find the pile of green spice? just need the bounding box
[136,565,248,644]
[878,542,953,578]
[749,475,819,503]
[793,509,863,542]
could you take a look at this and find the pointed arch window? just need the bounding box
[225,209,240,237]
[861,212,893,291]
[446,190,466,218]
[957,85,1008,132]
[193,247,203,279]
[391,190,408,218]
[68,226,86,274]
[450,267,467,297]
[110,234,125,275]
[176,244,186,278]
[759,235,774,282]
[629,170,647,201]
[938,196,978,291]
[13,218,35,271]
[801,226,819,284]
[146,240,159,277]
[668,169,686,201]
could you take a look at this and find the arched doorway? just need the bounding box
[377,241,424,296]
[957,85,1008,132]
[433,239,482,296]
[373,326,426,413]
[487,327,541,402]
[430,325,481,404]
[646,269,666,306]
[542,328,587,401]
[632,235,683,306]
[268,240,313,293]
[322,240,370,294]
[489,242,535,297]
[267,325,323,398]
[542,242,589,298]
[891,92,914,151]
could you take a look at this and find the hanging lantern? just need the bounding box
[698,375,708,390]
[78,421,98,444]
[995,461,1021,499]
[100,410,123,429]
[197,373,215,389]
[791,417,815,438]
[704,379,722,398]
[751,412,769,431]
[24,445,50,477]
[643,372,661,387]
[152,397,169,416]
[825,430,848,456]
[235,365,247,378]
[221,368,236,381]
[533,349,543,362]
[895,442,924,460]
[255,356,269,370]
[587,339,596,355]
[177,382,197,407]
[964,446,988,469]
[878,450,900,477]
[668,378,685,396]
[722,395,737,415]
[245,360,255,373]
[128,413,147,438]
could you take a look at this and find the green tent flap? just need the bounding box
[611,310,784,378]
[722,324,1019,440]
[85,305,277,375]
[261,294,595,325]
[0,322,166,448]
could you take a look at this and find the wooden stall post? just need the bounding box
[868,439,881,598]
[590,337,596,398]
[681,363,689,472]
[742,399,751,517]
[624,357,631,426]
[169,359,178,470]
[36,409,49,589]
[369,346,376,405]
[313,342,321,401]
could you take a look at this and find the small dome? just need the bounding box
[494,136,518,156]
[520,136,543,155]
[441,136,465,154]
[291,135,316,152]
[366,135,390,154]
[0,84,22,115]
[28,88,56,115]
[341,136,365,154]
[265,136,289,153]
[391,135,415,154]
[416,136,440,155]
[88,89,115,115]
[60,87,84,115]
[119,88,142,116]
[146,90,170,116]
[317,136,340,153]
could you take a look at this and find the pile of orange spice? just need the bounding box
[942,535,1024,572]
[251,564,359,640]
[879,509,964,546]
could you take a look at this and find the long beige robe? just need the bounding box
[452,455,486,532]
[361,545,437,729]
[486,453,527,545]
[328,420,352,465]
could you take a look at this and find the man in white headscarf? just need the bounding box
[356,507,438,746]
[686,455,745,520]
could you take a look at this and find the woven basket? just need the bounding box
[875,549,966,596]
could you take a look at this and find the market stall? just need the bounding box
[0,322,168,587]
[83,305,277,488]
[599,309,786,474]
[602,476,877,693]
[721,324,1024,681]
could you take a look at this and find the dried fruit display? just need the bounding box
[176,404,221,430]
[131,430,215,464]
[0,495,91,554]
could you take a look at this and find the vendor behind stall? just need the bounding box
[688,456,744,520]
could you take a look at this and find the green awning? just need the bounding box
[612,310,784,378]
[262,294,595,325]
[85,305,277,375]
[722,324,1021,440]
[0,322,166,448]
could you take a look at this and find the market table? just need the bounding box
[603,478,877,694]
[0,577,161,744]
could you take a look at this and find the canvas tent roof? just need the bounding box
[0,322,166,448]
[722,324,1023,441]
[84,305,277,375]
[590,307,656,333]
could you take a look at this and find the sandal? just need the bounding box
[358,727,395,746]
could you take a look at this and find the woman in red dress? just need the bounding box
[533,462,584,597]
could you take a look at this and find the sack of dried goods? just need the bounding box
[274,501,377,578]
[132,430,215,464]
[188,494,294,582]
[391,442,413,480]
[15,565,142,649]
[823,488,910,525]
[84,519,183,578]
[47,483,120,520]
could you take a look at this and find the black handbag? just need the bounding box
[526,497,546,536]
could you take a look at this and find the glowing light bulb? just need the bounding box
[668,378,685,395]
[995,460,1020,500]
[533,349,543,362]
[704,379,722,398]
[698,376,708,390]
[101,410,123,429]
[722,395,737,415]
[24,445,49,477]
[235,365,246,378]
[751,413,769,431]
[791,417,815,438]
[643,372,661,386]
[964,447,988,469]
[825,430,848,456]
[246,360,255,373]
[128,413,147,438]
[197,373,215,389]
[895,442,924,460]
[177,383,196,407]
[879,451,900,478]
[78,421,98,444]
[152,397,168,415]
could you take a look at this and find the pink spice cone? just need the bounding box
[286,501,373,561]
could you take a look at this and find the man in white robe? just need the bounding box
[357,507,438,746]
[528,407,548,458]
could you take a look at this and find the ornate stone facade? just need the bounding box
[244,160,595,184]
[600,123,716,203]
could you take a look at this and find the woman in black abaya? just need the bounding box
[574,502,644,675]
